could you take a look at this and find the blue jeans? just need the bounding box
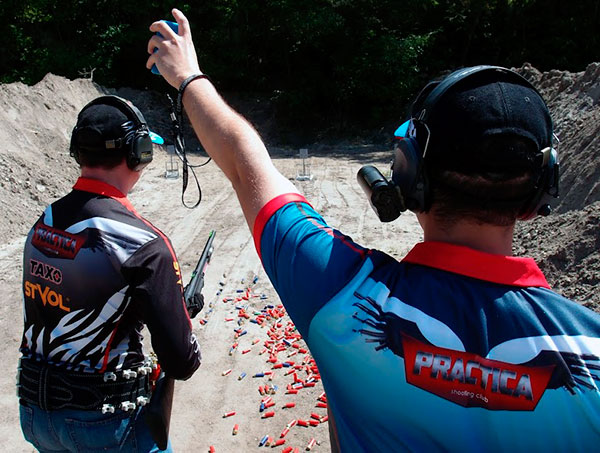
[19,402,172,452]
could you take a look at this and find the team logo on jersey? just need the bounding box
[24,281,70,312]
[29,259,62,284]
[353,290,600,411]
[403,334,554,410]
[31,222,84,259]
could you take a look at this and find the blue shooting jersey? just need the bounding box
[254,194,600,452]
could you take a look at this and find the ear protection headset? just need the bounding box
[70,95,154,171]
[357,65,560,222]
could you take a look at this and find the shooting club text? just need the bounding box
[401,334,555,411]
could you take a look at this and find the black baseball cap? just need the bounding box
[400,66,554,172]
[70,96,163,154]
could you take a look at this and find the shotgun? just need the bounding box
[184,230,216,318]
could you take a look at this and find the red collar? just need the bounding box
[402,241,550,288]
[73,177,136,213]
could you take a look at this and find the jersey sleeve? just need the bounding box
[254,194,369,337]
[122,238,201,380]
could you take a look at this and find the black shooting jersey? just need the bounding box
[20,177,200,380]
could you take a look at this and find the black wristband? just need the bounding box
[177,73,211,114]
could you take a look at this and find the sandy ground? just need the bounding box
[0,145,422,452]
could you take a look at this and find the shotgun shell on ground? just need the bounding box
[223,411,236,418]
[262,411,275,418]
[232,424,239,435]
[306,438,317,450]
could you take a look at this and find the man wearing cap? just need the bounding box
[148,9,600,451]
[17,95,201,452]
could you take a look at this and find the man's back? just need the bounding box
[257,198,600,452]
[22,177,199,377]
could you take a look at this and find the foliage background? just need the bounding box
[1,0,599,141]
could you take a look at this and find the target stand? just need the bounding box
[295,148,313,181]
[164,145,179,179]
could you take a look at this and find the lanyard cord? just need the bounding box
[167,93,211,209]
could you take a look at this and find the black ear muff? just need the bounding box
[117,99,154,171]
[126,128,153,171]
[69,132,81,164]
[70,95,154,171]
[519,146,560,220]
[391,136,429,212]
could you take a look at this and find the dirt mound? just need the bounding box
[519,62,600,212]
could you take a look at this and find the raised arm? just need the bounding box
[146,8,299,230]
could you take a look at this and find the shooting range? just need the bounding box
[1,1,599,448]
